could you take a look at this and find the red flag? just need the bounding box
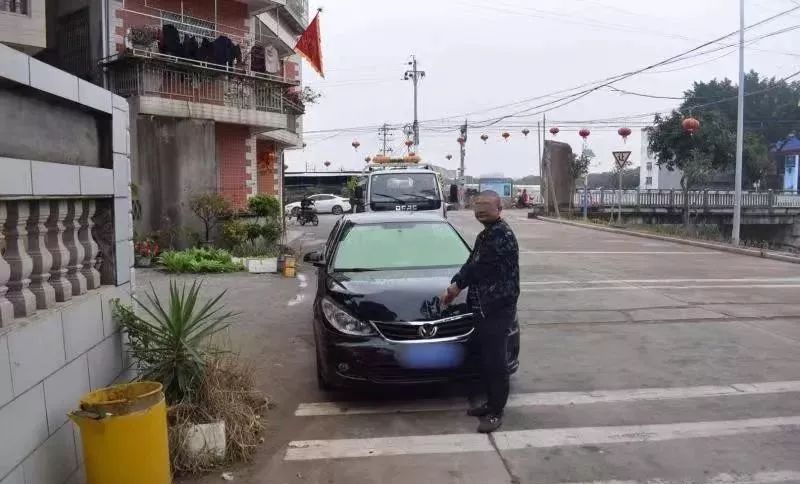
[295,10,324,78]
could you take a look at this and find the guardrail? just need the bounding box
[571,189,800,210]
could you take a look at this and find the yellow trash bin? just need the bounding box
[70,381,171,484]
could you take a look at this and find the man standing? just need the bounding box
[441,190,520,433]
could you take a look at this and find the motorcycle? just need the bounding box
[297,202,319,226]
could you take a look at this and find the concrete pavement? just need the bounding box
[163,210,800,484]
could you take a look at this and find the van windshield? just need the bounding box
[369,173,442,211]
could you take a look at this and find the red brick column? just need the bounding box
[216,124,251,210]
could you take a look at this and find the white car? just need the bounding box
[285,194,352,216]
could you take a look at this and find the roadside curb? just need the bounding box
[537,216,800,265]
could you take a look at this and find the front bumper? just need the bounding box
[316,320,520,387]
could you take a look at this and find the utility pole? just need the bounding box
[538,121,545,210]
[459,121,468,209]
[404,55,425,148]
[543,113,560,218]
[732,0,745,245]
[377,123,395,156]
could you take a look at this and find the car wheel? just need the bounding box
[291,206,300,217]
[316,351,333,391]
[331,205,343,215]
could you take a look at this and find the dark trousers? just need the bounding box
[474,306,514,415]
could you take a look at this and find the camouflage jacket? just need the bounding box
[451,218,520,317]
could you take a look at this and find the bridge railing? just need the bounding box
[572,189,800,210]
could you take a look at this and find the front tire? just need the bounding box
[299,218,306,226]
[331,205,343,215]
[316,351,332,392]
[311,214,319,226]
[291,206,300,217]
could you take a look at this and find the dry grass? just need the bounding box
[167,356,269,475]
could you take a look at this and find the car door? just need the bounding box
[314,194,334,212]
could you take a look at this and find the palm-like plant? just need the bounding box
[121,280,237,403]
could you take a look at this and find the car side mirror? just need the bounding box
[303,250,325,266]
[354,186,363,199]
[445,203,454,212]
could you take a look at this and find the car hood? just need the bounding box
[327,267,469,322]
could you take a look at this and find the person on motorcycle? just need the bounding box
[521,189,530,207]
[298,195,319,225]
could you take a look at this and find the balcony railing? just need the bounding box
[0,0,28,14]
[571,189,800,210]
[0,199,108,326]
[285,0,308,27]
[108,61,301,114]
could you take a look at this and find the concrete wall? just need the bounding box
[0,43,132,484]
[0,0,46,54]
[0,88,109,167]
[133,116,217,245]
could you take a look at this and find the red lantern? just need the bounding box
[480,134,489,143]
[365,156,371,163]
[682,117,700,135]
[579,129,591,140]
[457,136,465,145]
[323,161,331,168]
[502,132,510,141]
[618,127,632,143]
[549,127,560,136]
[405,139,414,148]
[522,128,530,137]
[352,140,361,150]
[446,154,453,160]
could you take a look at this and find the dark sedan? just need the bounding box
[304,212,520,390]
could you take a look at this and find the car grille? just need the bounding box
[372,314,474,342]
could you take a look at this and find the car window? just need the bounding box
[324,220,341,261]
[317,195,333,200]
[332,222,469,271]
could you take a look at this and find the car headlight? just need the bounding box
[321,298,375,336]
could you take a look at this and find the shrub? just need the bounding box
[247,195,280,222]
[159,248,243,273]
[245,222,263,242]
[221,219,248,248]
[260,220,281,245]
[113,280,237,403]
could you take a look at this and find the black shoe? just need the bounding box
[477,414,503,433]
[467,404,490,417]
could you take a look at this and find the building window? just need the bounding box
[1,0,28,15]
[645,177,653,186]
[646,162,653,171]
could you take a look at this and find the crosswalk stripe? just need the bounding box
[562,470,800,484]
[284,416,800,461]
[294,380,800,417]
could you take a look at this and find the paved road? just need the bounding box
[173,210,800,484]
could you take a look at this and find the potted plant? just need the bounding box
[134,239,159,268]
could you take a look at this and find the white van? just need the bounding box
[353,164,447,218]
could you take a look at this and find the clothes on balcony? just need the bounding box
[199,38,214,62]
[212,35,235,67]
[265,45,280,74]
[183,35,199,59]
[161,24,181,57]
[251,44,266,72]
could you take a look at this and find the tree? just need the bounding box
[567,149,594,215]
[743,133,773,188]
[647,109,735,227]
[248,194,280,224]
[189,193,231,244]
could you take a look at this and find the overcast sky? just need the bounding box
[285,0,800,178]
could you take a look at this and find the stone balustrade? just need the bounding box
[0,198,108,327]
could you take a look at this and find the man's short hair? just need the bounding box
[477,190,502,209]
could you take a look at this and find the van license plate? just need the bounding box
[395,205,418,211]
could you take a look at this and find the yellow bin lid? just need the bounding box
[80,381,163,416]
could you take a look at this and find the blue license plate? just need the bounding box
[396,343,466,369]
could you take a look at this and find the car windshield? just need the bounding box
[332,221,469,271]
[370,173,439,202]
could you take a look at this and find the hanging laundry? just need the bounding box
[183,35,199,59]
[212,35,234,66]
[264,44,280,74]
[250,44,266,72]
[161,24,181,56]
[198,38,214,62]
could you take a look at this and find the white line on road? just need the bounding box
[294,380,800,417]
[563,470,800,484]
[284,416,800,460]
[521,278,800,286]
[522,284,800,293]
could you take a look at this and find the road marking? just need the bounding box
[294,380,800,417]
[522,284,800,293]
[555,470,800,484]
[297,273,308,289]
[521,251,710,255]
[521,278,800,286]
[284,416,800,460]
